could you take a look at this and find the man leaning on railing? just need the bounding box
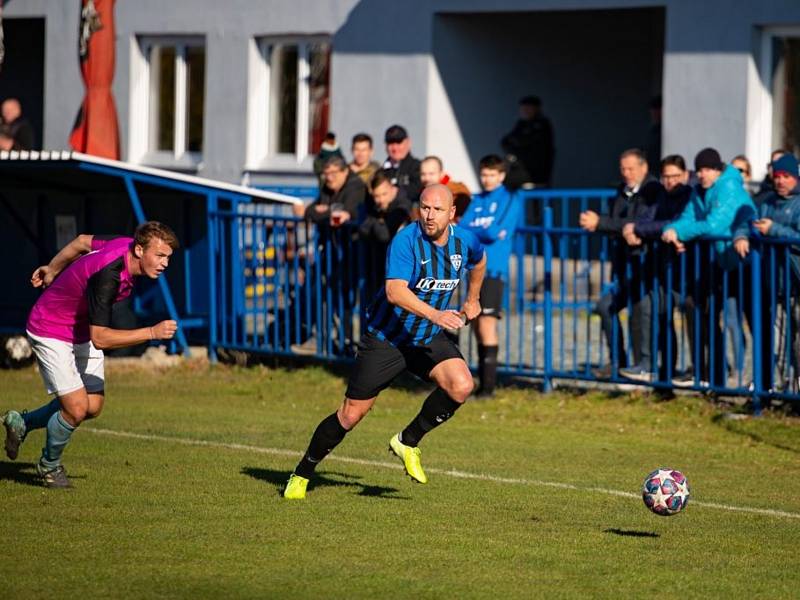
[661,148,756,389]
[733,153,800,394]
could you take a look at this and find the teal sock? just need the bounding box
[40,411,76,470]
[22,398,61,433]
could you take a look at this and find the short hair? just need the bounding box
[370,170,394,191]
[519,95,541,107]
[479,154,506,172]
[351,133,372,147]
[620,148,647,165]
[771,148,787,161]
[134,221,179,250]
[660,154,686,172]
[322,155,348,171]
[731,154,752,174]
[421,155,443,170]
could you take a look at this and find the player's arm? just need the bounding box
[89,321,177,351]
[31,234,94,288]
[86,263,178,351]
[385,280,466,330]
[460,253,486,321]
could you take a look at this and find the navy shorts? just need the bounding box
[479,277,504,318]
[345,331,464,399]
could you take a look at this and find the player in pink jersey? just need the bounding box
[3,221,179,488]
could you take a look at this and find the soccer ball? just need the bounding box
[642,468,690,516]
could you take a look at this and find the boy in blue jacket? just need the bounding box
[461,155,524,397]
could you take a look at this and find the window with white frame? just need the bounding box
[771,36,800,157]
[748,27,800,181]
[247,37,331,167]
[130,37,206,166]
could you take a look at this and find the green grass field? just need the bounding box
[2,361,799,599]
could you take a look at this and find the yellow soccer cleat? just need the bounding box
[283,473,309,499]
[389,434,428,484]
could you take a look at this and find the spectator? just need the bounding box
[358,171,411,301]
[662,148,756,388]
[461,154,524,397]
[644,95,662,171]
[731,154,755,196]
[734,153,800,393]
[305,155,367,229]
[349,133,380,186]
[381,124,422,207]
[312,132,345,187]
[620,155,692,383]
[419,155,472,222]
[293,156,367,356]
[501,95,555,190]
[580,148,662,378]
[0,98,35,150]
[755,149,787,205]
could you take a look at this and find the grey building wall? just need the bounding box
[3,0,800,188]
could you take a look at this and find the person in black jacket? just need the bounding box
[579,148,663,378]
[293,156,367,356]
[501,95,555,190]
[381,124,422,209]
[358,171,411,301]
[620,155,692,383]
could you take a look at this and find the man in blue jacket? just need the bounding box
[461,155,524,397]
[662,148,755,388]
[733,153,800,393]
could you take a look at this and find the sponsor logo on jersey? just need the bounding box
[415,277,460,292]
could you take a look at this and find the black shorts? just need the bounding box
[479,277,504,318]
[345,331,464,400]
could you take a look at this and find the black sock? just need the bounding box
[294,412,348,478]
[478,345,498,394]
[400,388,462,447]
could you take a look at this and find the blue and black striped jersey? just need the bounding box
[366,221,484,346]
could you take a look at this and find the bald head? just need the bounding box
[419,184,455,242]
[1,99,21,124]
[420,183,453,208]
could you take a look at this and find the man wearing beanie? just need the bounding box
[733,153,800,393]
[662,147,755,388]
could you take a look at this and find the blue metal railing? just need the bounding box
[208,193,800,412]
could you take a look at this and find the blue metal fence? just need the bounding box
[209,190,800,412]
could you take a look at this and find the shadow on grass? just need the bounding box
[241,466,410,500]
[0,461,42,487]
[711,413,800,454]
[604,528,660,538]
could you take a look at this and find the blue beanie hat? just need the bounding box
[772,154,799,178]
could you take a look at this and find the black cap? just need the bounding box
[694,147,724,171]
[519,95,541,107]
[384,125,408,143]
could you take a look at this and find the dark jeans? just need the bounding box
[595,285,645,369]
[639,288,680,378]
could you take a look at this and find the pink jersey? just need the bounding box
[27,237,135,344]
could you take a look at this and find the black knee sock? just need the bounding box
[294,412,348,478]
[400,388,462,448]
[478,345,499,394]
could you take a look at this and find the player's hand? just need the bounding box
[579,210,599,232]
[753,218,772,235]
[461,298,481,322]
[31,265,56,288]
[734,238,750,258]
[434,309,467,330]
[151,320,178,340]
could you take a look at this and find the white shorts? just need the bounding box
[27,331,105,396]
